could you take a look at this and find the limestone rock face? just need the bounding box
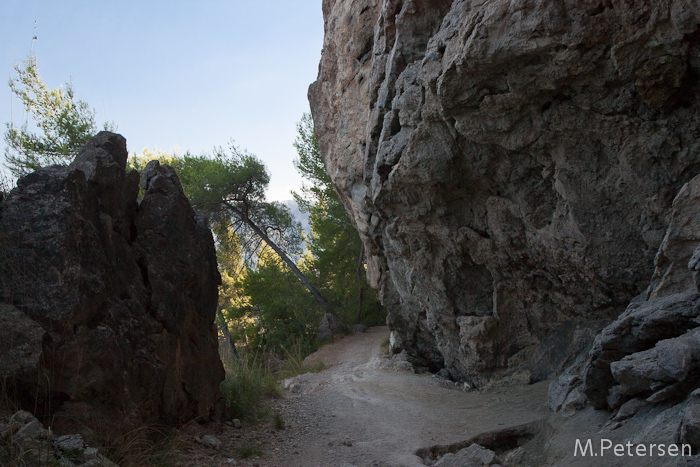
[0,132,224,430]
[581,174,700,410]
[582,291,700,409]
[310,0,700,381]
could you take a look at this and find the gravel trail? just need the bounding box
[260,326,549,467]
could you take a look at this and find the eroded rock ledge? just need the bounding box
[310,0,700,384]
[0,132,224,434]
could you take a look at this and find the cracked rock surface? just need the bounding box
[0,132,223,434]
[310,0,700,383]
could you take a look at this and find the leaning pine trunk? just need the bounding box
[226,202,329,310]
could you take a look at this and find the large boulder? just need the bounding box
[310,0,700,381]
[434,443,502,467]
[610,328,700,405]
[317,312,352,341]
[0,132,224,432]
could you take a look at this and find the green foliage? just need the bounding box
[175,145,268,210]
[214,223,246,316]
[126,147,176,173]
[228,247,322,355]
[0,174,11,202]
[293,113,335,208]
[219,352,280,422]
[127,126,349,394]
[4,53,115,177]
[170,146,303,263]
[168,144,331,358]
[130,144,319,361]
[216,113,386,365]
[293,113,385,326]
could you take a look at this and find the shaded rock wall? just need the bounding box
[538,174,700,454]
[0,132,223,431]
[581,173,700,411]
[310,0,700,383]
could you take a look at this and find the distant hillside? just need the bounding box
[282,199,310,235]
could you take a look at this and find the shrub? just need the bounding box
[219,354,280,422]
[272,412,285,431]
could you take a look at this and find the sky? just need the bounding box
[0,1,324,201]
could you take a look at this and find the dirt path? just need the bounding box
[259,326,549,467]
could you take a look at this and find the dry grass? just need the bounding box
[0,439,58,467]
[218,334,326,425]
[272,411,285,431]
[0,394,57,467]
[380,336,391,354]
[0,392,184,467]
[219,351,281,423]
[278,340,325,379]
[97,422,185,467]
[235,439,264,459]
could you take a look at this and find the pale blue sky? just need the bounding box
[1,1,324,201]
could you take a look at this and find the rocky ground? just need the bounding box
[175,326,700,467]
[9,325,700,466]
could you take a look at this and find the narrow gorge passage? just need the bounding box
[261,327,548,467]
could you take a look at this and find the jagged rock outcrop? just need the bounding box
[540,173,700,456]
[0,132,224,433]
[581,291,700,409]
[310,0,700,383]
[580,174,700,413]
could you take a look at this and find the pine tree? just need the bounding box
[293,113,385,326]
[4,53,114,177]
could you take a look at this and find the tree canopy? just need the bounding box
[167,144,327,309]
[4,53,114,177]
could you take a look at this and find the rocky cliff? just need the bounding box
[0,132,224,433]
[310,0,700,386]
